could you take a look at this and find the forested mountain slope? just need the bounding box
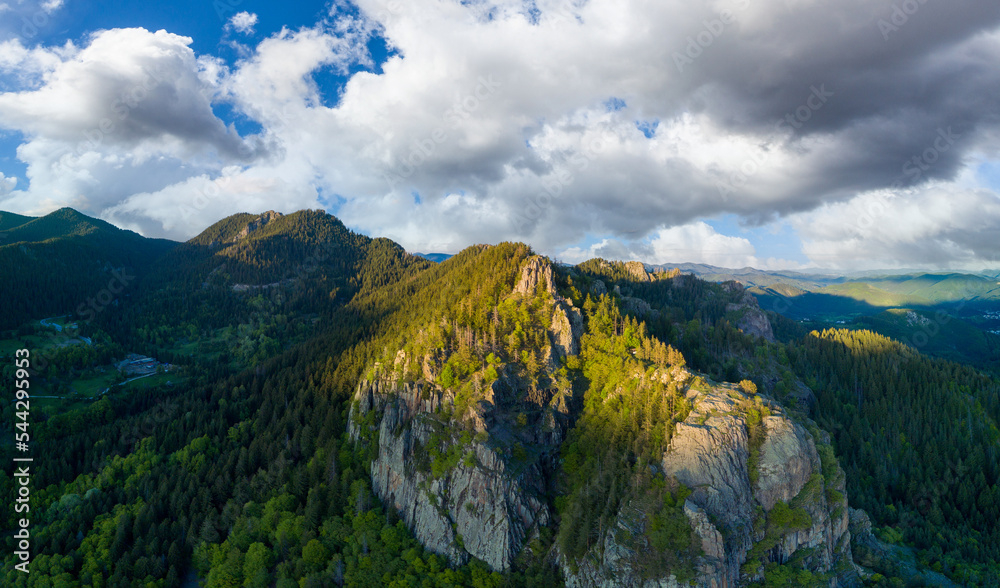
[96,209,431,369]
[582,260,1000,585]
[0,208,176,330]
[0,210,997,587]
[350,256,858,585]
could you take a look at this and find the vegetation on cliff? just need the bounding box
[0,210,997,586]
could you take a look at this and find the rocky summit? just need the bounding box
[349,255,871,586]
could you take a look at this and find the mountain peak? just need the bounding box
[0,206,124,244]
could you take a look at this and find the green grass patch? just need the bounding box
[71,371,118,397]
[0,334,49,356]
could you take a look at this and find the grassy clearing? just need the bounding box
[72,371,118,397]
[0,334,49,356]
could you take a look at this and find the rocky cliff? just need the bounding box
[349,256,583,571]
[724,283,775,342]
[349,255,861,586]
[237,210,283,240]
[561,382,859,587]
[349,378,554,570]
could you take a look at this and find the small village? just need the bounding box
[118,353,173,376]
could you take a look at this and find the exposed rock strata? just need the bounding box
[349,256,580,571]
[350,379,551,570]
[562,384,858,587]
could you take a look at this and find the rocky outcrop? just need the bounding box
[350,379,551,570]
[624,261,652,282]
[514,256,557,296]
[755,416,816,511]
[237,210,283,240]
[562,383,857,587]
[550,300,584,360]
[352,255,863,586]
[350,381,546,567]
[350,256,583,571]
[513,257,584,370]
[563,499,726,588]
[724,284,774,342]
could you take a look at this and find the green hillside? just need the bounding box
[0,210,33,232]
[855,308,1000,366]
[0,208,176,330]
[0,208,115,245]
[100,209,431,369]
[853,273,1000,304]
[815,282,934,308]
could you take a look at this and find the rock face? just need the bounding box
[350,256,583,571]
[351,255,861,586]
[349,379,552,570]
[514,255,557,296]
[562,384,857,587]
[237,210,283,240]
[724,284,774,342]
[624,261,652,282]
[550,299,584,360]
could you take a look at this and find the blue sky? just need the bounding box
[1,0,999,271]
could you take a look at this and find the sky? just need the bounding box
[1,0,1000,272]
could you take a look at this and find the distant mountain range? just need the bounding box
[648,261,1000,314]
[646,261,1000,368]
[412,252,454,263]
[651,261,1000,292]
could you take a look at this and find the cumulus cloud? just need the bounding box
[234,0,1000,261]
[0,172,15,196]
[40,0,63,14]
[0,28,266,220]
[101,167,319,240]
[226,12,259,35]
[1,1,1000,270]
[791,184,1000,270]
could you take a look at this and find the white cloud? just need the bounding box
[791,184,1000,270]
[40,0,63,14]
[0,39,77,86]
[226,12,259,35]
[0,172,15,196]
[0,28,264,225]
[101,167,319,240]
[556,222,801,270]
[0,1,999,272]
